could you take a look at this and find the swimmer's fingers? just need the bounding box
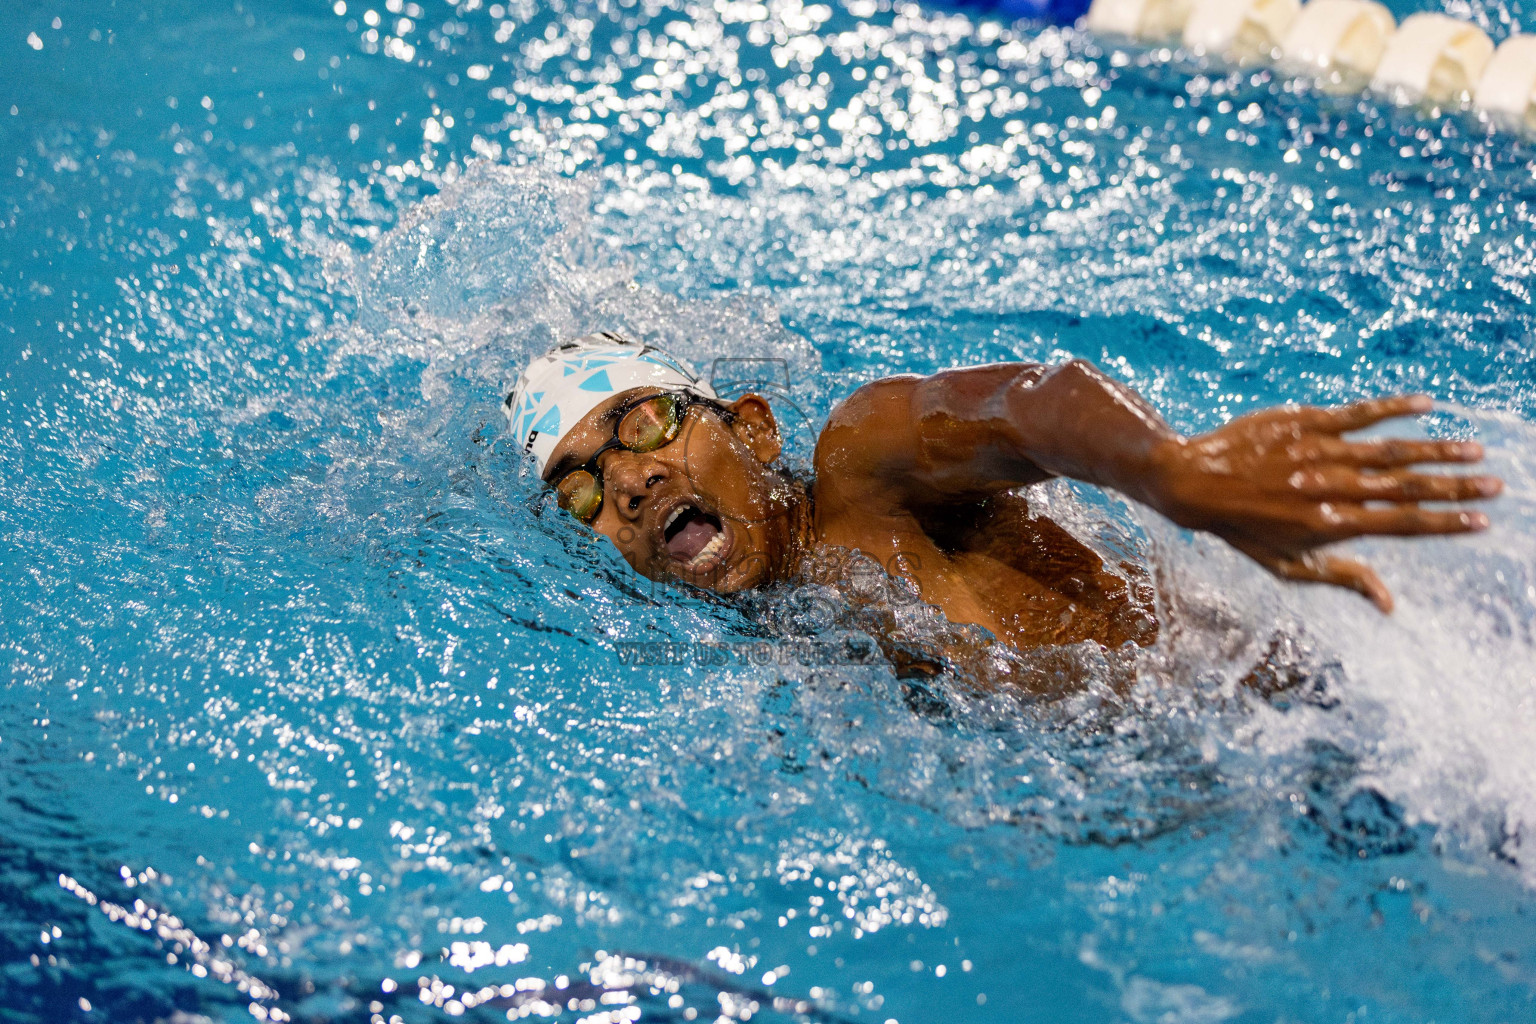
[1283,467,1504,503]
[1295,436,1486,468]
[1233,543,1394,613]
[1281,553,1395,614]
[1294,395,1433,435]
[1330,504,1491,538]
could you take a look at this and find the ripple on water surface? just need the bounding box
[2,1,1536,1022]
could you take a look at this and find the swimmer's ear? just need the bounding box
[726,393,781,464]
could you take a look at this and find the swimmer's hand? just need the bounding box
[1144,395,1502,613]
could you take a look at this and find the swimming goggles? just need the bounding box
[549,390,736,524]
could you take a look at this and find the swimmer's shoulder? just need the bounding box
[814,374,923,465]
[812,363,1050,509]
[811,374,926,519]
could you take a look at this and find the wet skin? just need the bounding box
[540,361,1503,656]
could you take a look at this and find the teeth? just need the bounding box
[663,506,687,532]
[685,528,728,569]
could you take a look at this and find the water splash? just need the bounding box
[5,1,1536,1022]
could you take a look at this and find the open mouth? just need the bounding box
[662,503,728,572]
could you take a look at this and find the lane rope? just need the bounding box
[934,0,1536,134]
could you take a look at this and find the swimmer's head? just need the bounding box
[504,331,719,477]
[506,333,803,593]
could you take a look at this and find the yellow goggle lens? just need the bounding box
[555,470,603,523]
[616,394,682,452]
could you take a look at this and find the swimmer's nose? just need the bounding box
[603,453,666,520]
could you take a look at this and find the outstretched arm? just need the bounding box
[814,361,1501,611]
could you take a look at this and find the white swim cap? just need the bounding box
[504,332,717,476]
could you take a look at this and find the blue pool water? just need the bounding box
[4,0,1536,1021]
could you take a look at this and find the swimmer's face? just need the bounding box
[542,387,797,593]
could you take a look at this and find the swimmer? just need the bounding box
[505,332,1502,661]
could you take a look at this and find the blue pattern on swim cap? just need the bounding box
[531,405,560,438]
[578,369,614,392]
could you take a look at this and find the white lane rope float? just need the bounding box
[946,0,1536,134]
[1093,0,1535,132]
